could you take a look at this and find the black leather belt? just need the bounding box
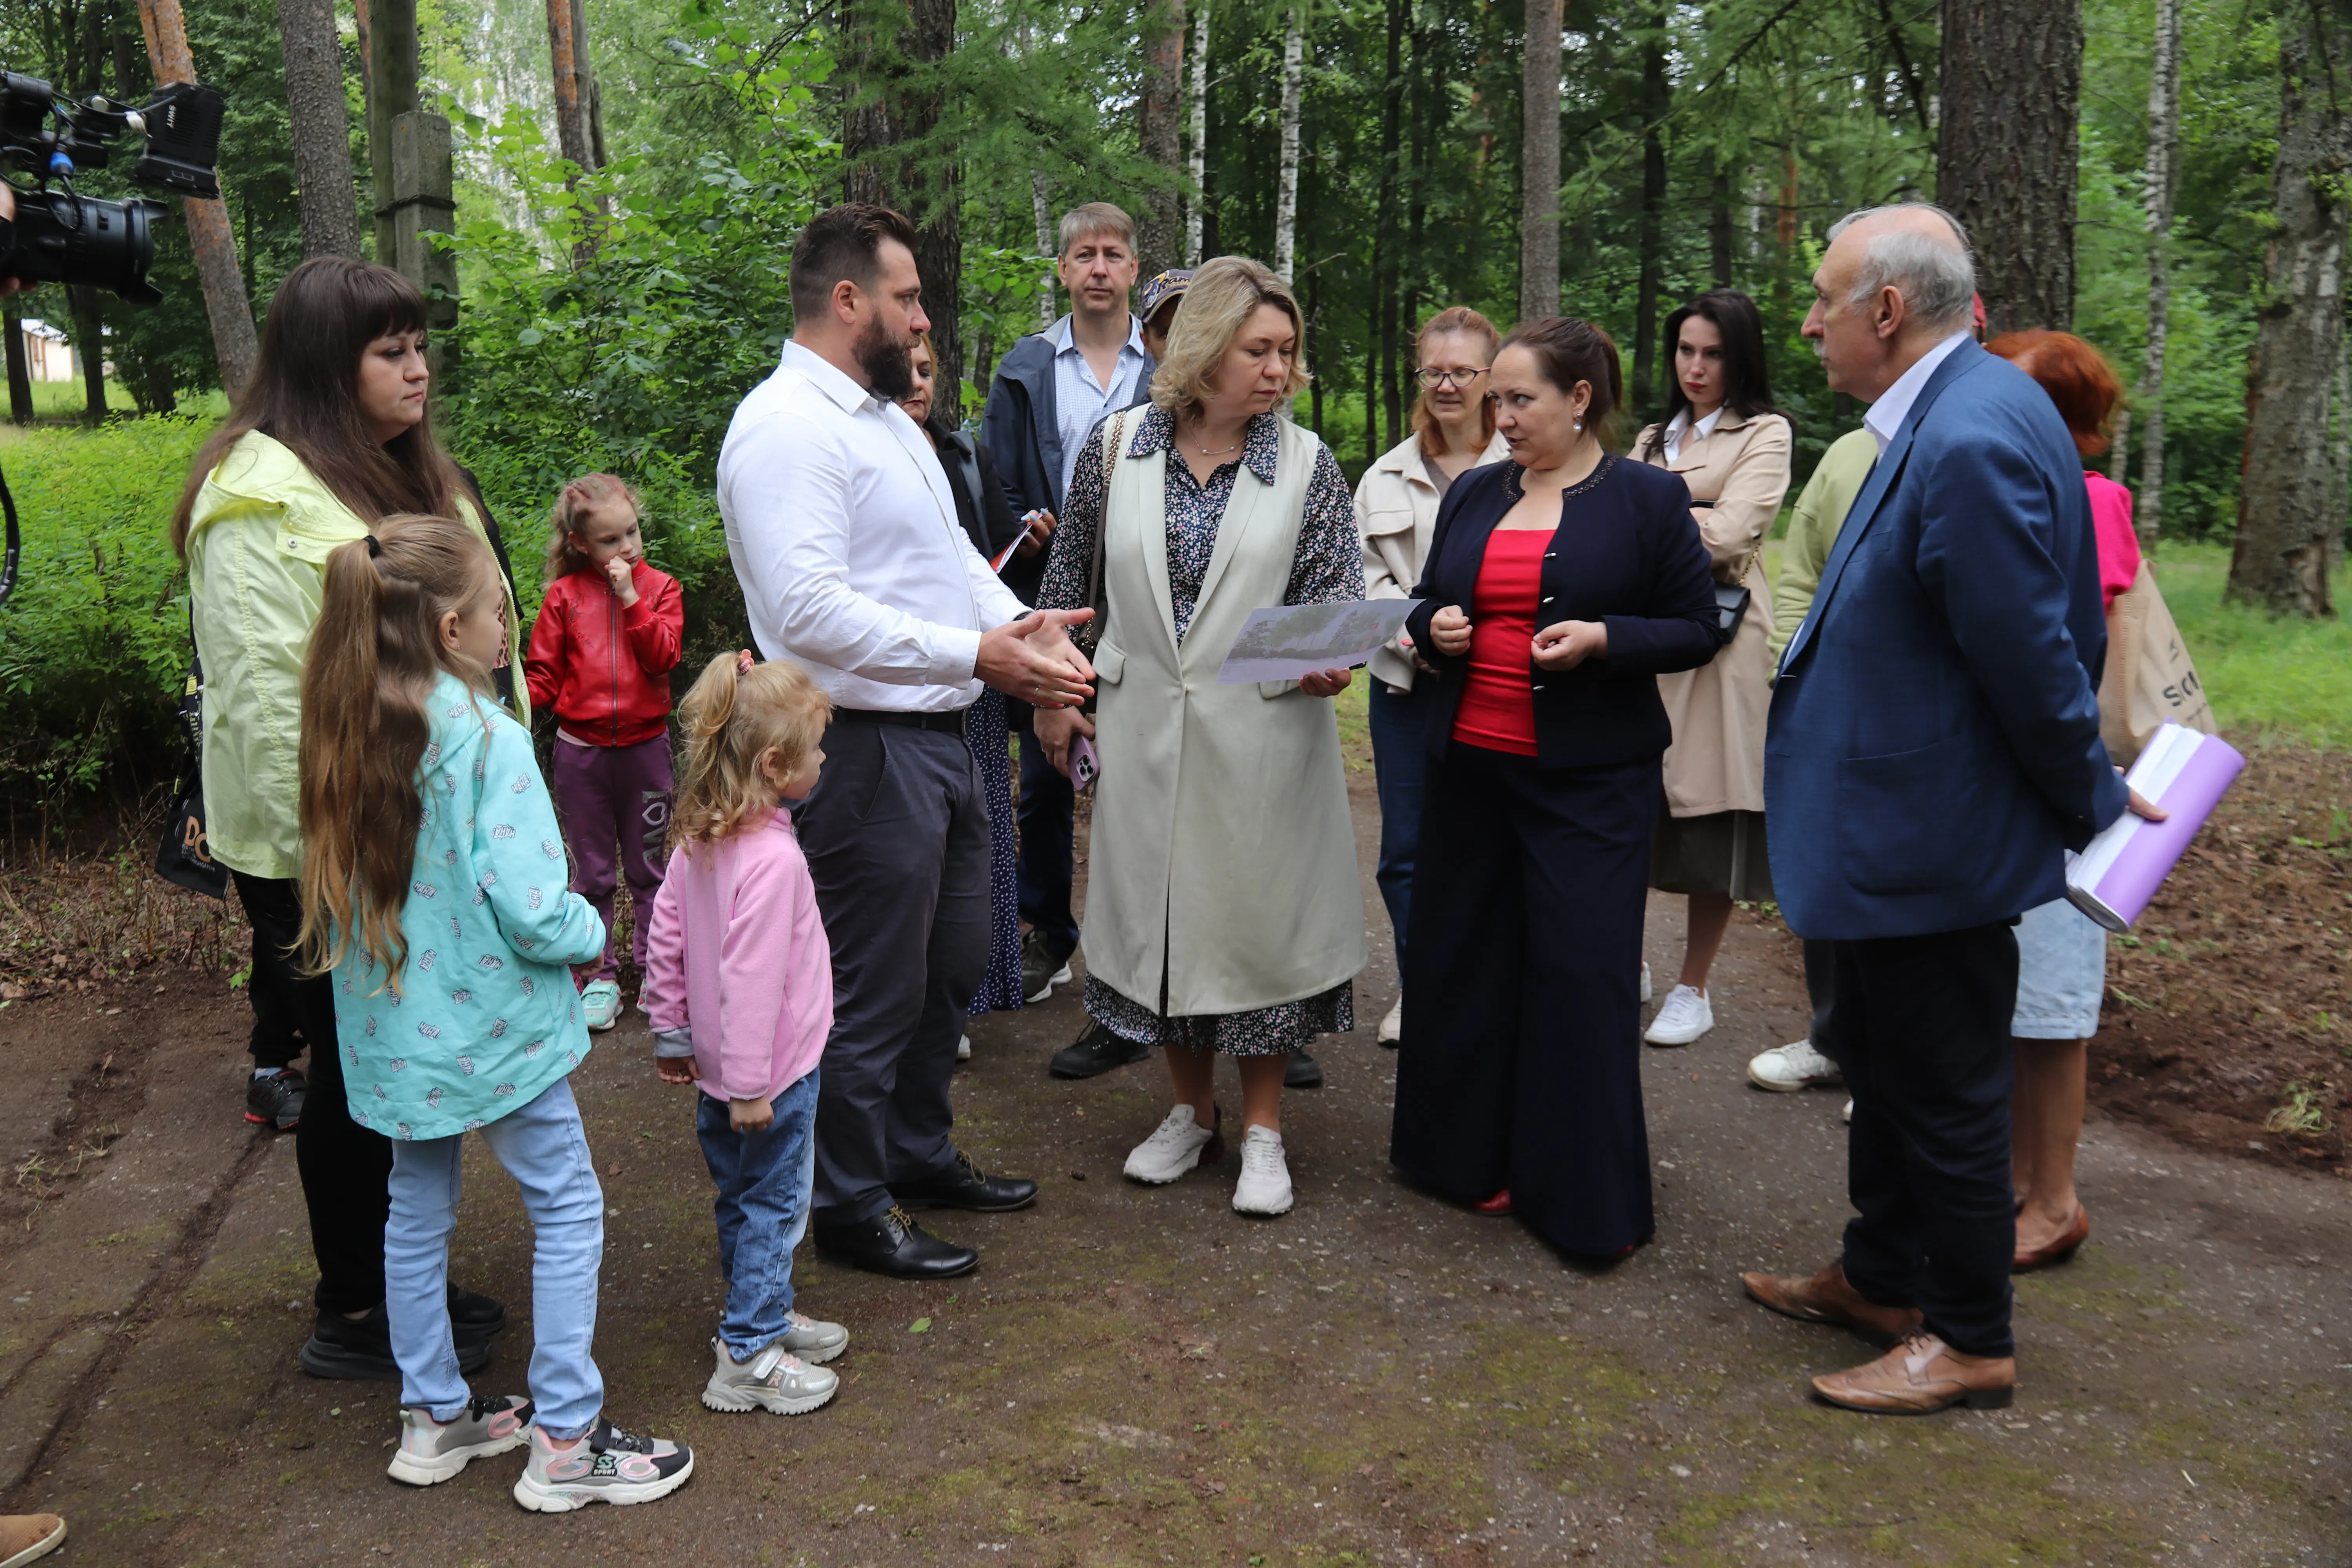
[833,706,970,737]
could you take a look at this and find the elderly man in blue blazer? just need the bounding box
[1742,204,2152,1415]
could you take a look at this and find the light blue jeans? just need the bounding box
[386,1075,606,1438]
[697,1069,820,1361]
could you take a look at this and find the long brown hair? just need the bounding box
[543,472,642,584]
[172,258,465,557]
[1411,306,1501,459]
[296,515,501,988]
[671,652,833,850]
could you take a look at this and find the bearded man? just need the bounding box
[718,203,1094,1280]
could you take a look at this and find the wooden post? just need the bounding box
[136,0,259,394]
[389,111,458,385]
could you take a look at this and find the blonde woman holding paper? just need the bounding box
[1031,256,1367,1217]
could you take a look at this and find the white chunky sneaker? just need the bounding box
[1377,995,1403,1047]
[512,1417,693,1511]
[1644,984,1713,1046]
[1748,1038,1842,1091]
[702,1338,838,1416]
[957,1034,973,1061]
[580,978,622,1033]
[1640,962,1653,1004]
[387,1394,532,1486]
[780,1308,850,1365]
[1232,1125,1294,1217]
[1124,1105,1224,1184]
[1842,1098,1854,1124]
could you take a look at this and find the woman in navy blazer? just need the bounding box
[1389,316,1720,1258]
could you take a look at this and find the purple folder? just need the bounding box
[2064,723,2245,933]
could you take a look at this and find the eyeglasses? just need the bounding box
[1416,367,1490,389]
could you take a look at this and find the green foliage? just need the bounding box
[0,419,215,806]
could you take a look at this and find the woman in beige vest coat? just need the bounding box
[1631,290,1793,1049]
[1034,258,1368,1219]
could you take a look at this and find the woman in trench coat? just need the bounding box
[1033,256,1367,1220]
[1630,289,1793,1049]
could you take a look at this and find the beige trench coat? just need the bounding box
[1633,410,1792,817]
[1353,430,1512,690]
[1084,418,1368,1017]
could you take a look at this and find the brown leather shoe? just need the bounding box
[1742,1259,1924,1345]
[0,1513,67,1566]
[2013,1206,2089,1272]
[1810,1333,2016,1413]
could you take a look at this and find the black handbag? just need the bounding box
[1690,498,1758,646]
[154,607,229,900]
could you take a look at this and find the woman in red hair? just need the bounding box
[1984,330,2141,1272]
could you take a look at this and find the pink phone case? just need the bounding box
[1071,735,1101,793]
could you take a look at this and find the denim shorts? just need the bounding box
[2012,897,2107,1040]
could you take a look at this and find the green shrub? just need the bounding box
[0,418,216,812]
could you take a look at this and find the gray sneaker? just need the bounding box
[386,1394,533,1486]
[702,1336,839,1415]
[780,1309,850,1365]
[512,1417,694,1511]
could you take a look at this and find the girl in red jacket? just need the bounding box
[525,474,686,1032]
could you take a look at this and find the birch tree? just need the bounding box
[1032,170,1056,327]
[2130,0,2182,549]
[1185,0,1209,267]
[1272,4,1303,281]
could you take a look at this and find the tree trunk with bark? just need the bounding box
[1185,0,1209,267]
[1272,5,1304,280]
[1031,170,1056,326]
[545,0,597,173]
[137,0,258,394]
[3,301,31,425]
[1136,0,1186,281]
[1709,159,1733,288]
[2131,0,2182,550]
[1376,0,1405,446]
[1519,0,1560,321]
[840,0,964,415]
[1630,18,1669,412]
[365,0,418,264]
[2228,0,2351,616]
[278,0,362,257]
[66,287,109,422]
[1937,0,2081,334]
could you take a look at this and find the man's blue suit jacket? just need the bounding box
[1764,341,2130,941]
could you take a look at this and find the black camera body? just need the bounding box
[0,72,226,305]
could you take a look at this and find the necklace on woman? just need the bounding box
[1189,437,1243,456]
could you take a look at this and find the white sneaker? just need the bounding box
[779,1309,849,1365]
[956,1034,972,1061]
[701,1337,838,1416]
[1640,962,1652,1003]
[1377,995,1403,1047]
[1842,1098,1853,1124]
[387,1394,532,1486]
[512,1417,693,1511]
[1232,1125,1294,1216]
[1123,1105,1223,1184]
[1747,1038,1842,1091]
[580,978,622,1033]
[1644,984,1713,1046]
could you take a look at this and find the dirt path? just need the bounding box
[3,774,2348,1566]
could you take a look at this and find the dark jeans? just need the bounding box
[232,872,394,1315]
[1366,677,1438,967]
[1803,938,1834,1045]
[1013,704,1078,958]
[549,733,674,982]
[1820,922,2021,1358]
[795,720,991,1226]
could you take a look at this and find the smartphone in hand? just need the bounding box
[1071,735,1101,793]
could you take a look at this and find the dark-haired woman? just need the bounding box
[1631,290,1792,1050]
[174,256,519,1380]
[1389,318,1719,1256]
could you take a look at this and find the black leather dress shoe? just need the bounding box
[1048,1021,1150,1080]
[1285,1047,1325,1089]
[895,1149,1038,1212]
[299,1302,493,1381]
[448,1283,506,1336]
[814,1206,979,1280]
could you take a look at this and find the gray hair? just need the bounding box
[1825,203,1976,331]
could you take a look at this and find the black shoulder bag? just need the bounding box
[154,606,230,899]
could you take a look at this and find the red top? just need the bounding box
[1450,529,1548,757]
[2083,471,2143,614]
[524,561,686,747]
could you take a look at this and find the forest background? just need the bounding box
[0,0,2326,818]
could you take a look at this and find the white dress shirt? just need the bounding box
[1053,314,1149,502]
[1661,403,1725,466]
[718,341,1027,713]
[1862,329,1973,456]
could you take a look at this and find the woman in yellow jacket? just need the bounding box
[1630,290,1793,1047]
[172,257,524,1381]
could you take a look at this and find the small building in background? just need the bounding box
[16,319,73,382]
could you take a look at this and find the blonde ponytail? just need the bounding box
[671,651,831,849]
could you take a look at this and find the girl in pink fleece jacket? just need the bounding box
[643,651,849,1418]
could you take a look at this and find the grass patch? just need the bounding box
[2152,542,2352,751]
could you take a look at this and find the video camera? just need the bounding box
[0,71,226,308]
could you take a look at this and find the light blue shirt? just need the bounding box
[1862,329,1973,456]
[1053,314,1149,503]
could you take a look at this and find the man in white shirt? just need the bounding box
[719,203,1095,1281]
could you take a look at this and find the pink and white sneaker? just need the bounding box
[387,1394,532,1486]
[511,1416,694,1511]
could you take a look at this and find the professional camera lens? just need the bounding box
[2,188,164,304]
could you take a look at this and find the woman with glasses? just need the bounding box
[1628,289,1793,1051]
[1354,307,1510,1048]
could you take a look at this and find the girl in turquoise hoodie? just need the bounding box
[298,514,694,1512]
